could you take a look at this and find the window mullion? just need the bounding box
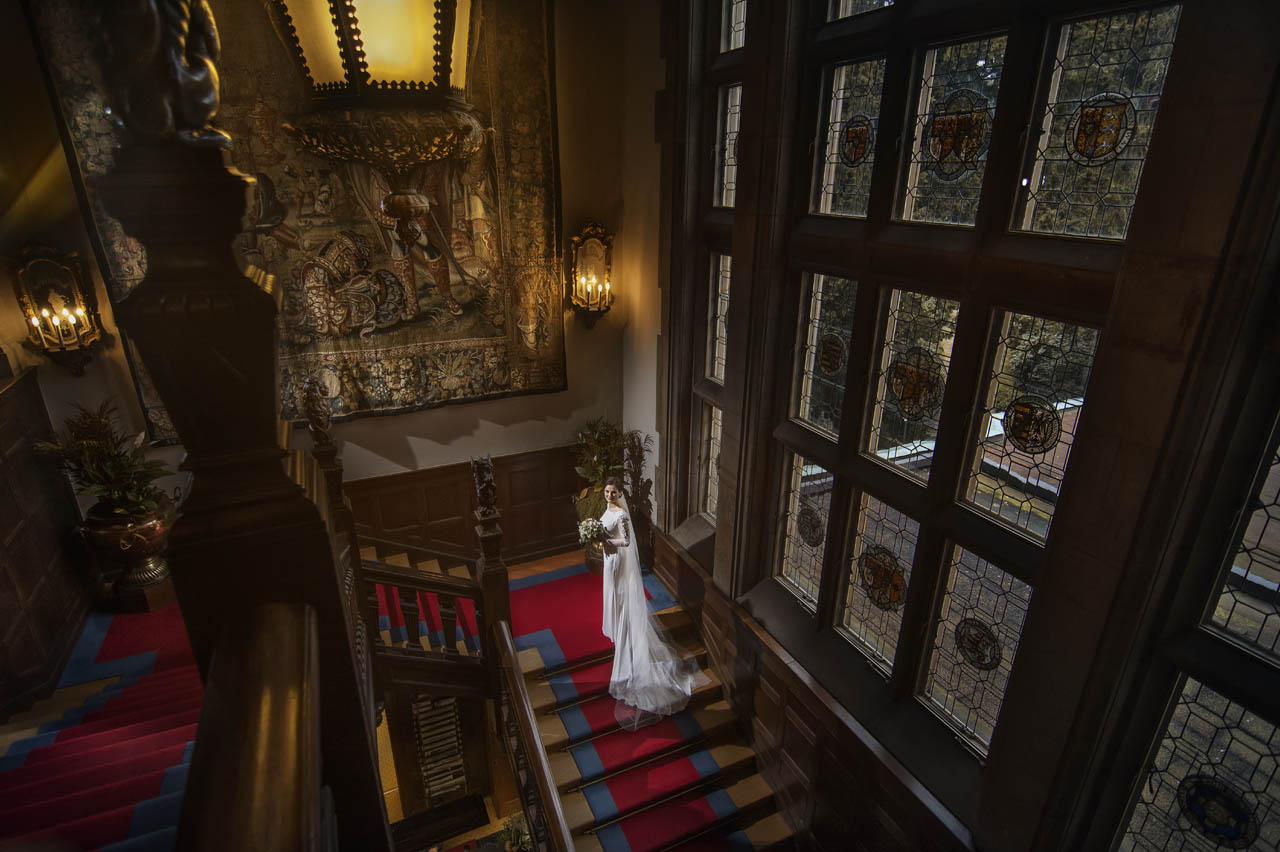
[816,474,856,629]
[891,524,951,699]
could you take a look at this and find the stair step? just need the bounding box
[520,609,696,679]
[574,773,776,852]
[9,789,184,851]
[667,812,795,852]
[78,683,205,724]
[48,696,204,744]
[551,699,736,792]
[2,723,199,782]
[562,741,756,834]
[101,824,178,852]
[529,641,708,715]
[20,708,202,765]
[0,742,192,806]
[0,760,187,837]
[538,669,722,751]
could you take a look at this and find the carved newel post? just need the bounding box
[89,3,390,849]
[470,456,510,658]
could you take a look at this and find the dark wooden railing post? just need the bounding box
[90,4,390,849]
[471,456,510,671]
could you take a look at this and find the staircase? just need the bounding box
[514,603,793,852]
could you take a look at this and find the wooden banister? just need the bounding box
[494,620,574,852]
[179,603,323,851]
[359,533,476,569]
[361,560,483,599]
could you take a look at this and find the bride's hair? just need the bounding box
[604,476,625,491]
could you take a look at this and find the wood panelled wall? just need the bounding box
[0,369,92,718]
[653,530,972,852]
[345,445,580,562]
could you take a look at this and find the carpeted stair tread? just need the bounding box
[20,708,203,764]
[12,789,185,851]
[552,699,736,791]
[0,742,191,807]
[2,722,199,783]
[539,668,722,750]
[79,683,205,723]
[0,759,188,837]
[41,695,204,743]
[101,824,178,852]
[575,773,776,852]
[562,742,756,834]
[667,812,794,852]
[520,609,695,679]
[531,640,708,714]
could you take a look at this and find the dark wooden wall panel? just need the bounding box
[0,369,92,719]
[654,530,974,852]
[345,445,580,562]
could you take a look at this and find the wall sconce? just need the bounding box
[10,245,105,376]
[568,222,613,327]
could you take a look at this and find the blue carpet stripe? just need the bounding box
[101,826,178,852]
[2,730,56,760]
[182,740,195,762]
[595,821,632,852]
[559,704,592,741]
[673,710,703,740]
[513,628,567,671]
[129,790,185,837]
[510,563,588,591]
[705,787,738,820]
[377,615,391,631]
[688,748,720,780]
[582,777,621,823]
[569,739,606,782]
[725,829,753,851]
[642,570,677,613]
[547,670,580,704]
[160,762,190,795]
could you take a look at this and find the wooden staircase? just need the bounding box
[513,602,794,852]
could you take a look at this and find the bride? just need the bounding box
[599,477,701,728]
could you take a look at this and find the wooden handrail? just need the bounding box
[361,560,483,598]
[359,533,476,567]
[178,603,324,851]
[494,620,574,852]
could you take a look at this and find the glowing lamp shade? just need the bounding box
[273,0,475,100]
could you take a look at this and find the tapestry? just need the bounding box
[31,0,566,437]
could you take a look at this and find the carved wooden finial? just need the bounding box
[470,455,497,517]
[98,0,230,148]
[302,374,333,447]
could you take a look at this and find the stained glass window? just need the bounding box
[778,453,834,611]
[717,84,743,208]
[923,546,1032,753]
[963,313,1099,542]
[828,0,893,20]
[866,289,960,483]
[707,254,732,383]
[1016,5,1181,240]
[701,405,724,519]
[901,35,1008,226]
[1120,677,1279,851]
[1208,440,1280,664]
[814,59,886,218]
[838,494,919,675]
[793,274,857,438]
[721,0,746,52]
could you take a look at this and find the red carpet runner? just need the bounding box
[0,604,200,852]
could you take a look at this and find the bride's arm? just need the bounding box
[607,513,631,548]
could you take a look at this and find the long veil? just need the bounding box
[609,495,709,731]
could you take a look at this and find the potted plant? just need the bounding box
[622,430,655,567]
[573,417,625,572]
[37,401,174,607]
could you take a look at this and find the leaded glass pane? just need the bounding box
[814,59,886,218]
[707,254,731,383]
[828,0,893,20]
[1119,677,1279,851]
[963,313,1099,542]
[1208,440,1280,663]
[923,547,1032,753]
[701,405,723,519]
[838,494,919,674]
[793,274,857,438]
[717,84,743,208]
[721,0,746,52]
[901,35,1008,226]
[866,289,960,483]
[1017,5,1181,240]
[778,453,833,611]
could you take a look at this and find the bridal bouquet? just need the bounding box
[578,517,606,547]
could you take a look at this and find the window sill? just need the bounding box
[741,577,982,830]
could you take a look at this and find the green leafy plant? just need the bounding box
[36,401,171,517]
[623,430,655,520]
[573,416,626,520]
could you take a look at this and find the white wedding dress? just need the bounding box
[600,501,701,729]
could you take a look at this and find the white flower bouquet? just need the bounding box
[578,517,606,547]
